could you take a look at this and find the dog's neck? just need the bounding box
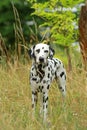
[35,63,47,69]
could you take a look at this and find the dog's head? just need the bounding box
[28,43,55,64]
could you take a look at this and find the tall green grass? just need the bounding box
[0,64,87,130]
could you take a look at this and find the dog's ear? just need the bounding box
[49,46,55,59]
[28,45,35,58]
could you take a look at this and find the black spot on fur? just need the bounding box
[36,81,39,84]
[39,86,43,92]
[49,46,55,58]
[36,49,40,53]
[50,77,52,81]
[59,86,64,92]
[43,65,45,69]
[43,96,45,103]
[48,67,50,71]
[59,61,61,64]
[39,86,41,89]
[46,63,48,66]
[44,50,48,53]
[65,75,66,80]
[48,73,50,78]
[39,86,41,92]
[45,97,48,103]
[34,98,37,102]
[31,73,33,77]
[47,85,50,89]
[32,67,34,71]
[52,59,57,66]
[43,80,46,84]
[43,105,44,109]
[46,105,48,108]
[57,66,60,70]
[60,72,64,77]
[32,78,37,81]
[32,91,37,95]
[42,86,44,89]
[43,92,45,95]
[59,86,62,90]
[43,96,48,103]
[50,65,52,69]
[55,72,57,77]
[51,61,53,64]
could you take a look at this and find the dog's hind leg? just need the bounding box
[58,71,66,97]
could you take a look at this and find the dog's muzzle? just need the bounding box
[39,57,44,63]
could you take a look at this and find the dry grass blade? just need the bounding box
[0,64,87,130]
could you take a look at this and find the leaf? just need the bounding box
[29,0,84,47]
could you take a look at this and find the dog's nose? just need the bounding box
[39,57,44,63]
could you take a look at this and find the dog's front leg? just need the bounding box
[43,91,49,122]
[32,91,38,116]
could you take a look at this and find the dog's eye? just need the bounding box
[36,49,40,53]
[44,50,48,53]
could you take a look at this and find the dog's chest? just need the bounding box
[30,60,57,85]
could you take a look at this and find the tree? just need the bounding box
[28,0,84,70]
[79,1,87,70]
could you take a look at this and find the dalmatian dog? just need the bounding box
[28,43,66,122]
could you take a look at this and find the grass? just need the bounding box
[0,63,87,130]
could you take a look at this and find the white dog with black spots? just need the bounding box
[28,43,66,122]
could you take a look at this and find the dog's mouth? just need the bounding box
[39,57,44,63]
[35,57,47,65]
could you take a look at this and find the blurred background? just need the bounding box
[0,0,86,70]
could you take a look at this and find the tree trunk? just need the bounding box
[66,47,72,71]
[79,5,87,70]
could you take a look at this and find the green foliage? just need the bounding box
[59,0,84,7]
[0,0,34,47]
[31,0,84,47]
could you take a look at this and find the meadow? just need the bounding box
[0,60,87,130]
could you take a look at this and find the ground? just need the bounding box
[0,63,87,130]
